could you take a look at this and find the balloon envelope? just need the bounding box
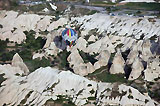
[62,28,78,46]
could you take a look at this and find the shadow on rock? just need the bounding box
[53,36,67,50]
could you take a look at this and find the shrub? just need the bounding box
[23,30,46,51]
[52,50,71,70]
[25,57,51,72]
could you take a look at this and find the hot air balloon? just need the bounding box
[62,28,78,47]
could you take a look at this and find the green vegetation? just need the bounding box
[115,43,124,50]
[87,10,98,15]
[0,30,50,72]
[25,57,51,72]
[129,82,147,94]
[109,86,127,99]
[52,50,71,70]
[87,66,127,83]
[0,39,16,62]
[20,91,33,104]
[88,96,96,100]
[149,35,157,41]
[90,89,95,94]
[0,39,9,53]
[88,28,99,36]
[121,2,160,11]
[78,50,98,65]
[128,94,134,99]
[23,30,46,52]
[0,74,7,87]
[0,30,72,72]
[70,7,97,17]
[19,30,50,72]
[53,95,75,106]
[39,30,49,35]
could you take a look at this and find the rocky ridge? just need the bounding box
[0,54,158,106]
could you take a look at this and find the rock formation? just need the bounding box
[43,32,56,49]
[47,18,68,31]
[67,49,95,76]
[11,53,29,75]
[71,13,160,39]
[88,35,97,42]
[36,16,51,32]
[70,37,88,52]
[94,50,110,70]
[140,40,153,61]
[128,57,144,80]
[144,57,160,82]
[109,49,125,74]
[126,48,139,65]
[87,36,115,54]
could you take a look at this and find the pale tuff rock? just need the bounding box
[119,84,156,106]
[0,29,26,44]
[47,18,68,31]
[36,16,51,32]
[109,49,125,74]
[0,10,6,19]
[86,38,102,54]
[32,53,45,59]
[12,53,29,75]
[0,64,24,77]
[0,30,12,41]
[68,49,95,76]
[0,11,18,28]
[144,57,160,82]
[109,35,125,46]
[0,66,97,106]
[70,37,88,52]
[0,65,157,106]
[86,62,96,74]
[87,36,115,54]
[126,48,139,65]
[71,13,160,39]
[73,62,95,76]
[43,33,55,49]
[88,35,97,42]
[94,50,110,70]
[0,67,60,106]
[133,40,143,52]
[121,37,136,52]
[42,8,49,12]
[128,57,144,80]
[67,49,84,67]
[14,14,41,31]
[45,42,60,56]
[49,3,57,11]
[44,30,66,56]
[12,29,26,44]
[140,40,153,61]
